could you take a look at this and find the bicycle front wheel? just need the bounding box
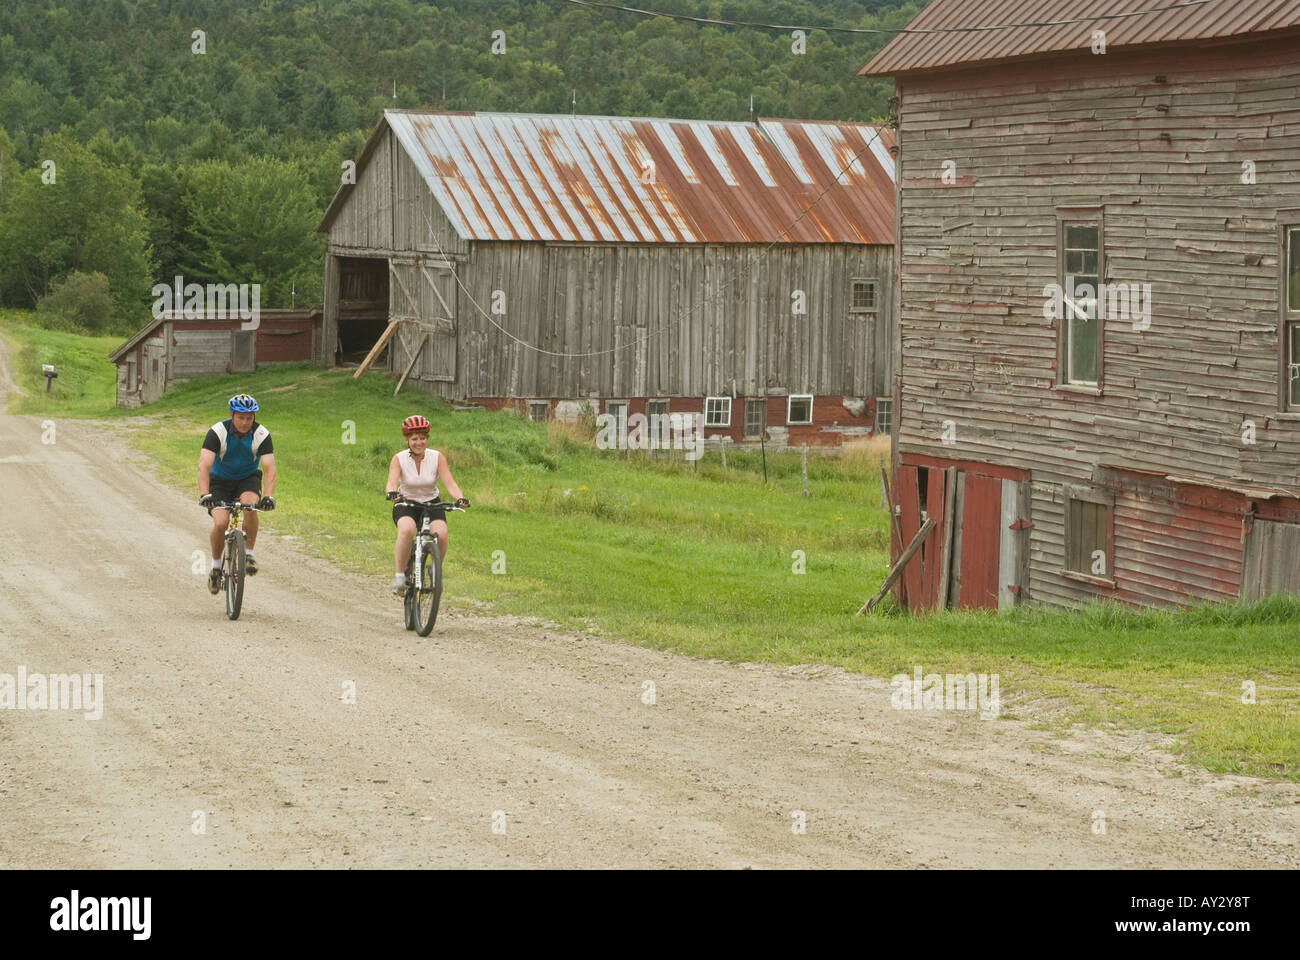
[403,553,417,631]
[225,529,246,620]
[412,537,443,636]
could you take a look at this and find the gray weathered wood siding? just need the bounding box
[326,128,468,259]
[445,241,893,400]
[894,37,1300,605]
[895,39,1300,488]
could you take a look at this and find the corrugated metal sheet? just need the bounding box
[860,0,1300,76]
[363,111,894,244]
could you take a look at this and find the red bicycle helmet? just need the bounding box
[401,415,430,435]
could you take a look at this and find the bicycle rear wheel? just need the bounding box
[412,536,443,636]
[225,529,246,620]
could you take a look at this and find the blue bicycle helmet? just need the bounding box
[228,393,259,413]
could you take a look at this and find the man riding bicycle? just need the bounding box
[198,394,277,594]
[385,414,467,596]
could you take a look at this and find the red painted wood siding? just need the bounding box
[1113,493,1244,606]
[959,474,1002,610]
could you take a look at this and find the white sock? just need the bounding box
[246,550,255,559]
[211,559,222,570]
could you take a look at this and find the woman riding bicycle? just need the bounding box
[385,414,468,596]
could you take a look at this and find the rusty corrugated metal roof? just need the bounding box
[860,0,1300,76]
[326,110,894,244]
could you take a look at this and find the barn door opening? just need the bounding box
[335,256,388,366]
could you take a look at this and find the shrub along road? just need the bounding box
[0,381,1296,867]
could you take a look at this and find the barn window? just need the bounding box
[1058,214,1103,388]
[704,397,731,427]
[875,398,893,434]
[1064,490,1114,584]
[606,401,628,430]
[743,400,765,438]
[787,394,813,425]
[646,399,669,424]
[1286,225,1300,408]
[851,279,877,313]
[528,401,549,422]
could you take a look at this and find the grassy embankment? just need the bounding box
[3,311,1296,780]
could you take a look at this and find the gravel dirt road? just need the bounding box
[0,344,1295,868]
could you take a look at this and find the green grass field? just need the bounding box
[3,312,1297,780]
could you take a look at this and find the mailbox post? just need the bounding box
[42,364,57,393]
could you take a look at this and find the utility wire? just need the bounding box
[561,0,1213,36]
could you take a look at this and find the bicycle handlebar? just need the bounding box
[390,496,466,512]
[206,500,262,512]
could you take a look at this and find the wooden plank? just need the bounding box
[921,466,946,610]
[394,332,429,395]
[881,464,905,559]
[895,466,923,609]
[859,518,937,615]
[353,319,405,379]
[959,474,1003,611]
[936,467,957,609]
[950,472,965,608]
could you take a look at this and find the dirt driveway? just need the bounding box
[0,366,1295,867]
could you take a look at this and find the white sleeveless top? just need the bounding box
[397,448,440,502]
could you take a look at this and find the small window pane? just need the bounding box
[788,395,813,425]
[852,280,876,311]
[1066,225,1098,250]
[528,401,549,422]
[1285,227,1300,312]
[744,400,764,437]
[1068,315,1099,383]
[1290,325,1300,407]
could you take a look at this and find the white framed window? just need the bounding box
[528,401,549,422]
[743,399,765,438]
[704,396,731,427]
[1057,212,1104,388]
[851,279,878,313]
[875,398,892,434]
[646,399,669,421]
[1284,223,1300,409]
[787,394,813,425]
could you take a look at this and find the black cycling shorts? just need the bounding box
[393,499,445,527]
[209,470,262,504]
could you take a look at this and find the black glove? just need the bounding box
[454,497,470,508]
[199,493,214,507]
[386,491,402,501]
[258,496,276,511]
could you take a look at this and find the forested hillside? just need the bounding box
[0,0,914,331]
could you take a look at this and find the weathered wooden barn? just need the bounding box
[109,309,321,407]
[862,0,1300,610]
[316,110,897,447]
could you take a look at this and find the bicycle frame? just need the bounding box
[395,499,463,591]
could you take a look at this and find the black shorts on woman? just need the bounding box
[393,499,446,526]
